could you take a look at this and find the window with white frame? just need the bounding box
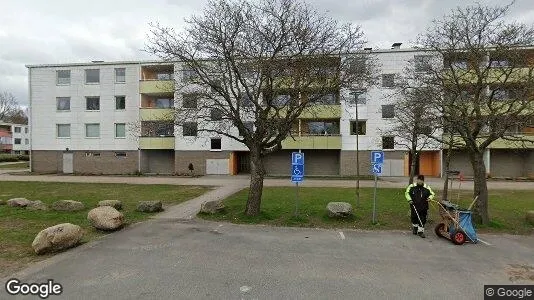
[382,136,395,149]
[183,122,198,136]
[382,74,395,88]
[14,138,21,144]
[115,96,126,110]
[14,127,21,133]
[57,97,71,111]
[182,93,198,109]
[25,138,29,145]
[57,124,71,138]
[57,70,71,85]
[115,68,126,83]
[85,123,100,138]
[115,123,126,138]
[210,138,222,150]
[85,69,100,84]
[86,97,100,110]
[382,105,395,118]
[25,127,28,134]
[414,55,432,72]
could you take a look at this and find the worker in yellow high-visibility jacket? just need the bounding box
[405,175,435,238]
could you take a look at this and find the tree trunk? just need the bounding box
[408,150,417,184]
[469,150,489,224]
[442,149,452,201]
[245,147,265,216]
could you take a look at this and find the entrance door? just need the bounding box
[63,152,73,174]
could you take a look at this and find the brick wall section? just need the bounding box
[73,151,138,174]
[264,150,340,175]
[175,151,231,175]
[31,150,63,173]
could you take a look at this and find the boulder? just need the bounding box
[31,223,83,255]
[326,202,353,218]
[52,200,85,211]
[27,200,48,211]
[98,200,122,210]
[526,211,534,225]
[136,201,163,213]
[7,198,32,207]
[87,206,124,231]
[200,200,225,214]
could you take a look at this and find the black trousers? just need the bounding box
[410,205,428,227]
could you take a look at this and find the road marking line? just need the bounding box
[478,238,491,246]
[339,232,345,240]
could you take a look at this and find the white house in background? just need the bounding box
[0,122,30,155]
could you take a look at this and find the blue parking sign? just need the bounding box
[371,151,384,164]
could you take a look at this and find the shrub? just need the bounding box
[17,155,30,161]
[0,154,19,162]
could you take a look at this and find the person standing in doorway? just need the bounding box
[405,175,435,238]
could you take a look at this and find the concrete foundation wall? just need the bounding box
[31,150,63,173]
[32,150,138,174]
[175,151,231,175]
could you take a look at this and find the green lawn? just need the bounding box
[199,187,534,235]
[0,162,29,169]
[0,181,209,277]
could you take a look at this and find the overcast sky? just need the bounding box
[1,0,533,106]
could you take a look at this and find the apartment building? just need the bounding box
[0,122,30,155]
[26,45,533,177]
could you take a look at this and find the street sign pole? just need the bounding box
[295,182,299,217]
[372,173,377,224]
[291,151,304,217]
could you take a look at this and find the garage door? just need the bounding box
[381,159,404,176]
[206,159,229,175]
[264,150,339,175]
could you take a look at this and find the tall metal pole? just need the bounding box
[372,173,377,223]
[355,94,360,208]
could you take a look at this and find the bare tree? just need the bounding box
[385,76,441,184]
[416,2,534,224]
[0,92,19,122]
[146,0,375,216]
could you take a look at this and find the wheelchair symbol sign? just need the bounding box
[293,164,304,176]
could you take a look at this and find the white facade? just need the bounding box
[28,47,441,154]
[11,124,30,153]
[29,62,141,151]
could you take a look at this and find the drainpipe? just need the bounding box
[28,67,32,172]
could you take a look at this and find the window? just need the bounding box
[57,124,70,138]
[85,123,100,138]
[306,121,339,135]
[382,74,395,88]
[85,152,100,157]
[155,122,174,136]
[382,105,395,118]
[57,70,70,85]
[14,138,21,145]
[25,127,28,134]
[182,94,198,108]
[115,123,126,138]
[382,136,395,149]
[157,72,174,80]
[156,98,173,108]
[86,97,100,110]
[85,69,100,84]
[183,122,198,136]
[350,121,367,135]
[182,69,197,82]
[451,60,468,69]
[416,125,433,135]
[492,89,508,101]
[312,93,338,105]
[211,109,222,121]
[25,139,29,145]
[273,94,291,107]
[14,127,21,133]
[490,59,509,68]
[240,94,254,107]
[115,152,127,157]
[115,96,126,110]
[57,97,70,111]
[414,55,432,72]
[115,68,126,83]
[210,138,222,150]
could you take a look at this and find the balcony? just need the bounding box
[139,137,175,149]
[282,135,341,150]
[299,104,341,119]
[139,80,174,95]
[443,133,534,149]
[139,108,174,121]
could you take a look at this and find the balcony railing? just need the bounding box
[282,134,341,150]
[139,108,175,121]
[139,136,175,149]
[139,80,175,95]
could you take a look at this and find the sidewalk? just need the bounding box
[1,173,534,189]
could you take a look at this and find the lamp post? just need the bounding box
[349,90,362,208]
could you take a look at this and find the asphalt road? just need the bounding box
[3,219,533,300]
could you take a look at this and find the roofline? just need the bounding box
[0,122,28,126]
[25,45,534,68]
